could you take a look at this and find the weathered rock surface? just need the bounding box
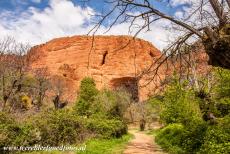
[28,35,164,102]
[28,35,210,102]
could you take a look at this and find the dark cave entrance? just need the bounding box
[110,77,139,101]
[101,51,108,65]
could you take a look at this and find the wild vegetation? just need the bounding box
[147,68,230,154]
[1,0,230,151]
[0,75,131,153]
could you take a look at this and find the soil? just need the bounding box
[123,130,166,154]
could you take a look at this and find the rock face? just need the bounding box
[28,35,165,102]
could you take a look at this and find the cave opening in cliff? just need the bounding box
[110,77,139,101]
[149,51,154,58]
[101,51,108,65]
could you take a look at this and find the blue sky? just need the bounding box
[0,0,191,50]
[0,0,182,16]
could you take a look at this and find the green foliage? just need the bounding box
[199,116,230,154]
[31,109,85,146]
[214,67,230,99]
[85,116,127,139]
[1,110,85,150]
[156,123,186,154]
[147,96,163,116]
[75,77,99,116]
[73,78,128,140]
[0,112,40,151]
[75,98,92,116]
[155,68,230,153]
[181,120,208,153]
[156,121,208,154]
[0,111,14,124]
[78,134,132,154]
[213,68,230,117]
[79,77,99,102]
[160,78,202,125]
[0,77,128,152]
[92,89,130,119]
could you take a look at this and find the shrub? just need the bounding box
[156,123,186,154]
[0,112,15,149]
[160,79,202,125]
[215,98,230,117]
[31,109,86,146]
[78,77,99,102]
[199,116,230,154]
[214,68,230,99]
[1,77,129,150]
[0,112,39,152]
[21,95,32,110]
[75,77,99,116]
[156,121,210,154]
[85,116,127,139]
[91,89,130,120]
[181,120,208,153]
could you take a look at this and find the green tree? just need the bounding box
[75,77,99,116]
[160,77,202,125]
[211,68,230,117]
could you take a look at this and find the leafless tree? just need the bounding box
[87,0,230,70]
[32,67,50,109]
[0,37,30,111]
[50,76,68,109]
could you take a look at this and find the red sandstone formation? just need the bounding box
[28,35,210,102]
[28,35,166,102]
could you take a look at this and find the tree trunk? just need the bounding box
[203,36,230,69]
[226,0,230,8]
[209,0,227,26]
[203,20,230,69]
[53,95,60,109]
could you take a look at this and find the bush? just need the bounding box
[0,112,39,152]
[92,89,130,120]
[31,109,86,146]
[181,120,208,153]
[85,116,127,139]
[160,78,202,125]
[1,77,129,150]
[74,77,99,116]
[155,69,230,154]
[21,95,32,110]
[0,110,86,148]
[156,123,186,154]
[78,77,99,101]
[199,116,230,154]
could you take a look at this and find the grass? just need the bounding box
[23,134,133,154]
[145,129,159,136]
[78,134,133,154]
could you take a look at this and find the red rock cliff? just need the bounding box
[28,35,169,102]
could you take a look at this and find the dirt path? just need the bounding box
[123,130,165,154]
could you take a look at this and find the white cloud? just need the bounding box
[0,0,94,45]
[0,0,172,50]
[170,0,192,6]
[96,19,172,50]
[174,10,184,19]
[31,0,41,3]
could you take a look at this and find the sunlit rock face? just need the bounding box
[28,35,169,102]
